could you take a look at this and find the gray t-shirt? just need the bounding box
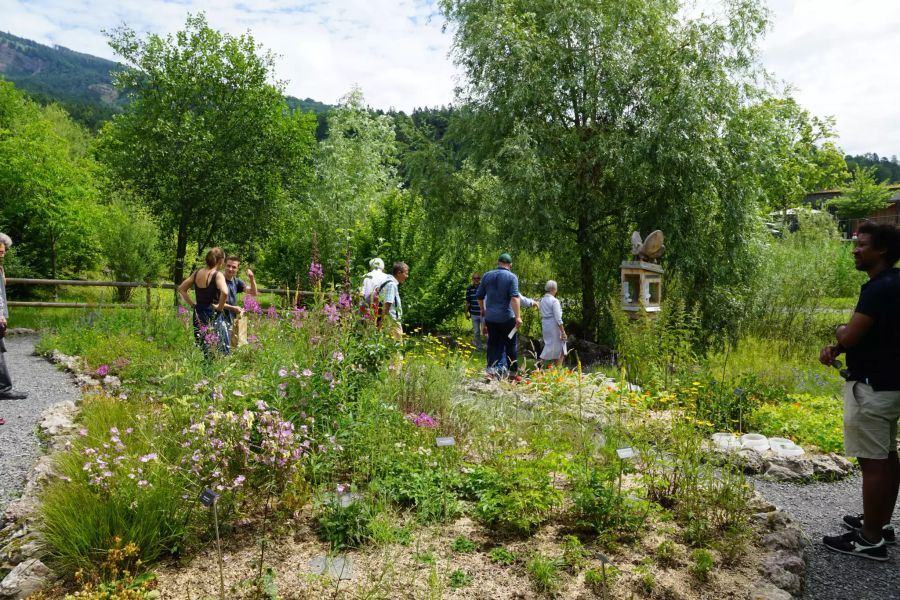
[0,267,7,320]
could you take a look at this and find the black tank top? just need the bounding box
[194,270,221,306]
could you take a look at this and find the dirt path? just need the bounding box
[0,334,79,513]
[755,474,900,599]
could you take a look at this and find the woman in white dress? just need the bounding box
[539,280,567,367]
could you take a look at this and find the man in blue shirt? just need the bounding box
[222,256,258,352]
[476,253,522,376]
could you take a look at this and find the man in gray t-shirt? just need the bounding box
[0,232,28,400]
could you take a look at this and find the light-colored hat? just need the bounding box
[0,233,12,248]
[369,257,385,270]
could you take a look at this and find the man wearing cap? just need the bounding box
[476,253,522,377]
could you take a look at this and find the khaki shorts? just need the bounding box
[843,381,900,459]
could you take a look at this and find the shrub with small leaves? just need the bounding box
[689,548,714,582]
[448,569,472,588]
[488,547,517,566]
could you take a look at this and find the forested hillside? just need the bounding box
[844,153,900,183]
[0,31,331,130]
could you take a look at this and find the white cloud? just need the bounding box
[1,0,898,155]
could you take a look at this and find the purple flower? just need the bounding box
[323,371,333,382]
[244,295,262,314]
[323,304,340,322]
[332,351,344,362]
[308,261,323,285]
[178,306,189,316]
[302,368,313,377]
[139,453,158,463]
[407,412,437,428]
[266,305,278,320]
[233,390,245,397]
[338,293,352,311]
[78,428,88,437]
[278,368,288,377]
[95,364,109,377]
[336,483,350,494]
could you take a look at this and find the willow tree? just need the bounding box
[439,0,790,339]
[99,14,317,288]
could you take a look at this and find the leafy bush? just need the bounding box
[746,393,844,452]
[469,449,566,535]
[448,569,473,588]
[688,548,714,582]
[488,547,517,565]
[100,197,163,301]
[315,494,377,550]
[571,458,648,538]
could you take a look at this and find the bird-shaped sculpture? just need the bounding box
[630,230,665,262]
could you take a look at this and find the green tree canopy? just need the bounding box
[97,13,317,287]
[438,0,816,339]
[0,79,101,279]
[828,165,895,220]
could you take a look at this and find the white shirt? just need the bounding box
[361,269,389,300]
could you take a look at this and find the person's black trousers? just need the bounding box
[486,318,518,374]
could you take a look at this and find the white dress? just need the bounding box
[539,294,565,360]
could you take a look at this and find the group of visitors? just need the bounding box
[177,247,258,357]
[360,258,409,340]
[468,252,567,378]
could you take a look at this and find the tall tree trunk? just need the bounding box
[173,208,190,305]
[577,215,597,341]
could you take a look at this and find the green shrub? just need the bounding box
[689,548,714,582]
[571,458,648,538]
[448,569,473,589]
[315,494,376,550]
[488,547,517,565]
[654,540,680,568]
[747,393,844,452]
[451,536,477,553]
[527,554,562,595]
[469,450,566,535]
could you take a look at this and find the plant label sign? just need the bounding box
[436,436,456,447]
[616,447,637,460]
[199,489,219,507]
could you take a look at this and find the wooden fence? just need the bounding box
[6,278,312,309]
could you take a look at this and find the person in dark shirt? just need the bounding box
[465,272,483,351]
[820,221,900,561]
[476,253,522,377]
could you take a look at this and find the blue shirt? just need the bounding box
[465,285,481,316]
[476,267,520,322]
[224,277,245,324]
[379,275,402,321]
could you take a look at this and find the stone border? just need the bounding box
[0,350,110,599]
[746,493,809,599]
[712,447,855,483]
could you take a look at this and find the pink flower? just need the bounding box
[95,364,109,376]
[278,368,288,377]
[332,351,344,362]
[323,304,340,322]
[266,305,278,320]
[302,369,313,377]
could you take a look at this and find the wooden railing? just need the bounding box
[6,278,311,309]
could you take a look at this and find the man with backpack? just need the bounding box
[377,262,409,340]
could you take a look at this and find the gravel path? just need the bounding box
[755,474,900,600]
[0,334,79,512]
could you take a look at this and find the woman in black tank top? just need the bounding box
[177,247,229,356]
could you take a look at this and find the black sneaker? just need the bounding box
[842,513,896,545]
[0,390,28,400]
[823,529,889,561]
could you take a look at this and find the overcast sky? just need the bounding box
[2,0,898,156]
